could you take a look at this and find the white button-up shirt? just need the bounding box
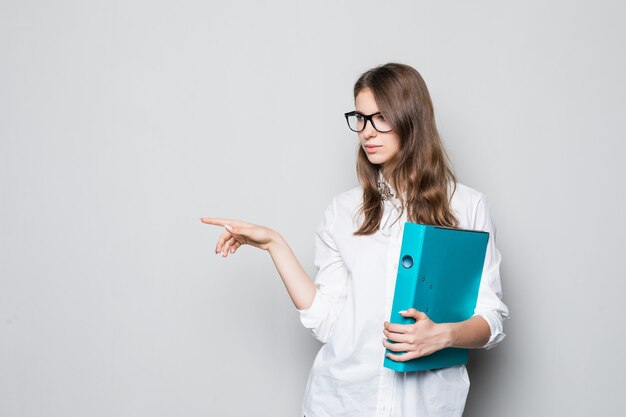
[297,173,509,417]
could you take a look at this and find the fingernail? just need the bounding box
[224,224,232,231]
[399,310,407,314]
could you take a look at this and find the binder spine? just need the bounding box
[383,224,426,371]
[407,226,426,324]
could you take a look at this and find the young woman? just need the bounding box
[201,62,508,417]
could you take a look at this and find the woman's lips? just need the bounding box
[365,145,382,153]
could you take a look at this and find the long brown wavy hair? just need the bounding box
[353,63,459,235]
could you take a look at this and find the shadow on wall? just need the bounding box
[464,345,509,416]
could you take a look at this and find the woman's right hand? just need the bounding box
[200,217,278,256]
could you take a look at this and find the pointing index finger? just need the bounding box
[200,217,229,226]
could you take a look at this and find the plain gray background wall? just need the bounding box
[1,1,625,416]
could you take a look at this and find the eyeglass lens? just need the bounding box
[346,113,392,132]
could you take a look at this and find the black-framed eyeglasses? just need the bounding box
[344,111,393,133]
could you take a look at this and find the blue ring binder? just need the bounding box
[383,222,489,372]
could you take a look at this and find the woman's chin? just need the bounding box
[366,155,387,165]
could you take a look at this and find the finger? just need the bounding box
[230,241,241,253]
[201,218,249,232]
[215,231,232,253]
[400,308,427,318]
[223,223,251,236]
[384,321,410,334]
[225,236,244,254]
[216,232,246,254]
[382,338,412,352]
[385,351,418,362]
[383,328,412,343]
[201,217,234,227]
[230,233,247,246]
[221,236,236,256]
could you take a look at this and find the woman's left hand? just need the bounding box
[382,308,453,361]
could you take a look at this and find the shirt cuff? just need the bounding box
[473,310,507,350]
[296,289,330,331]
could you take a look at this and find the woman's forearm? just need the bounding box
[443,315,491,349]
[266,230,316,310]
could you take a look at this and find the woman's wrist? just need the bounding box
[267,229,285,252]
[439,323,456,349]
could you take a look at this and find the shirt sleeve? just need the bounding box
[296,197,350,344]
[471,193,510,350]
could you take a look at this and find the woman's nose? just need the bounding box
[362,120,377,138]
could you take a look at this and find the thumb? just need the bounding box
[225,224,249,236]
[399,308,427,320]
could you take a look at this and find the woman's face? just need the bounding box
[355,88,401,170]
